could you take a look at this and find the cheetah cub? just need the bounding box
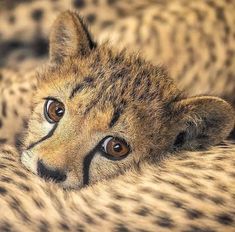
[21,11,235,189]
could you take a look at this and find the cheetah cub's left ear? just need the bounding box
[49,11,96,64]
[172,96,235,150]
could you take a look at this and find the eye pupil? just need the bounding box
[55,107,64,117]
[113,143,122,152]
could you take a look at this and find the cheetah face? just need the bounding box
[21,11,235,189]
[21,46,168,189]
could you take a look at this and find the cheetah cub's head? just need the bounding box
[21,11,234,189]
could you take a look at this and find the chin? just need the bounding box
[59,176,83,190]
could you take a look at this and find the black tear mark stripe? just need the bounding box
[82,136,128,186]
[83,147,97,186]
[82,137,109,186]
[27,124,58,150]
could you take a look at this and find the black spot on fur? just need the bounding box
[108,204,123,213]
[114,223,129,232]
[1,150,14,156]
[95,211,107,219]
[215,6,225,21]
[185,208,204,219]
[0,221,12,232]
[83,213,96,224]
[0,138,7,144]
[15,132,24,150]
[8,15,16,24]
[113,193,125,200]
[86,13,96,24]
[181,161,203,170]
[209,196,224,205]
[1,177,13,183]
[7,40,22,49]
[139,186,155,194]
[134,206,151,216]
[59,222,70,231]
[19,183,31,192]
[10,197,30,222]
[33,198,45,209]
[216,183,228,192]
[155,216,175,228]
[9,90,14,95]
[169,181,187,192]
[73,0,85,8]
[101,20,114,28]
[192,192,207,200]
[84,76,94,83]
[39,219,50,232]
[31,8,44,21]
[13,109,18,117]
[182,225,216,232]
[216,213,234,225]
[76,224,85,232]
[19,87,28,93]
[0,164,6,169]
[33,37,48,56]
[107,0,117,4]
[14,170,28,179]
[0,118,2,128]
[1,101,7,117]
[18,97,24,105]
[0,186,7,195]
[171,200,184,208]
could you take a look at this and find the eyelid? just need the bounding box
[43,97,61,102]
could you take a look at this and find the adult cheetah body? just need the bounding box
[0,0,235,145]
[0,143,235,232]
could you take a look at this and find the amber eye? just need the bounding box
[101,137,130,159]
[44,99,65,123]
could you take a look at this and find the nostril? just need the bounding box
[37,160,67,183]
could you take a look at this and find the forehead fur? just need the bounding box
[38,45,181,111]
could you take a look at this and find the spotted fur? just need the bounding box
[1,142,235,231]
[0,0,235,147]
[0,2,234,230]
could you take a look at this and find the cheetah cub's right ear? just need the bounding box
[49,10,96,64]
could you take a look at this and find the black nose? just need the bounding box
[37,160,67,183]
